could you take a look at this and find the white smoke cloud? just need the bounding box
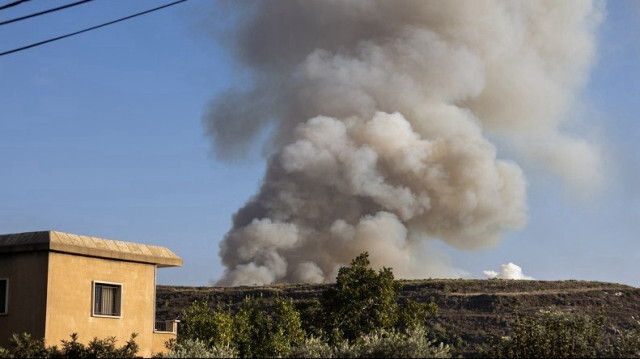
[484,263,534,280]
[203,1,603,285]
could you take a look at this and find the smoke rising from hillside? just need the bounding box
[204,1,603,285]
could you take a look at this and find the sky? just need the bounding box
[0,0,639,287]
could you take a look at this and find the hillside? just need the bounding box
[156,279,640,356]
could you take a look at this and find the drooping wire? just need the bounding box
[0,0,93,26]
[0,0,32,12]
[0,0,188,57]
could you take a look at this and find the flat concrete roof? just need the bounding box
[0,231,182,268]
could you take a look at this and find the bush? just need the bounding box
[288,328,450,358]
[492,309,604,358]
[80,333,139,358]
[0,332,138,358]
[0,333,48,358]
[159,339,238,358]
[602,323,640,358]
[288,336,334,358]
[397,299,437,331]
[337,327,451,358]
[294,298,323,337]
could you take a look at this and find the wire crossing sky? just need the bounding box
[0,0,31,12]
[0,0,94,27]
[0,0,188,57]
[0,0,639,287]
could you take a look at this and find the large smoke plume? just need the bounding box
[204,1,603,285]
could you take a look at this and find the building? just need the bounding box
[0,231,182,357]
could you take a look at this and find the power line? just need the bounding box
[0,0,188,57]
[0,0,31,12]
[0,0,93,26]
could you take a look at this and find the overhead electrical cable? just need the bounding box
[0,0,31,12]
[0,0,188,57]
[0,0,93,26]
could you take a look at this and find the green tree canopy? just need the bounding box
[178,300,233,348]
[320,252,401,341]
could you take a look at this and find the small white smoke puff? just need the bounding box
[484,263,534,280]
[204,1,603,285]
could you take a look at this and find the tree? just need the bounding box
[232,297,305,358]
[320,252,401,341]
[272,297,305,354]
[178,300,233,348]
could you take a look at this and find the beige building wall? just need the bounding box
[152,331,175,354]
[0,251,49,348]
[44,252,159,357]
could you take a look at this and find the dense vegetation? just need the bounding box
[159,253,640,358]
[3,252,640,357]
[162,253,450,358]
[0,332,138,358]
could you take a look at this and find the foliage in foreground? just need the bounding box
[491,309,604,358]
[486,308,640,358]
[167,327,449,359]
[332,327,450,358]
[601,321,640,358]
[172,252,640,358]
[320,252,401,341]
[159,339,238,358]
[179,296,304,358]
[178,300,233,349]
[176,252,447,358]
[0,332,138,358]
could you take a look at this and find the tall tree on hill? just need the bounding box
[320,252,401,341]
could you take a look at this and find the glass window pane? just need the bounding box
[94,283,121,317]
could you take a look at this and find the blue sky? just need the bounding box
[1,0,639,286]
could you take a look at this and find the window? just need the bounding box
[92,282,121,317]
[0,279,7,315]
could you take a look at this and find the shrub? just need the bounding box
[0,332,138,358]
[602,323,640,358]
[288,336,333,358]
[84,333,139,358]
[493,309,605,358]
[397,299,437,331]
[294,298,323,336]
[288,328,450,358]
[1,333,48,358]
[335,327,451,358]
[159,339,238,358]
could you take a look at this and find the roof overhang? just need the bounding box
[0,231,182,268]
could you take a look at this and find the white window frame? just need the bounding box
[91,281,122,318]
[0,278,7,315]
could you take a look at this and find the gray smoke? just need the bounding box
[203,1,603,285]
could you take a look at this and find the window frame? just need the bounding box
[0,278,7,315]
[91,281,122,318]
